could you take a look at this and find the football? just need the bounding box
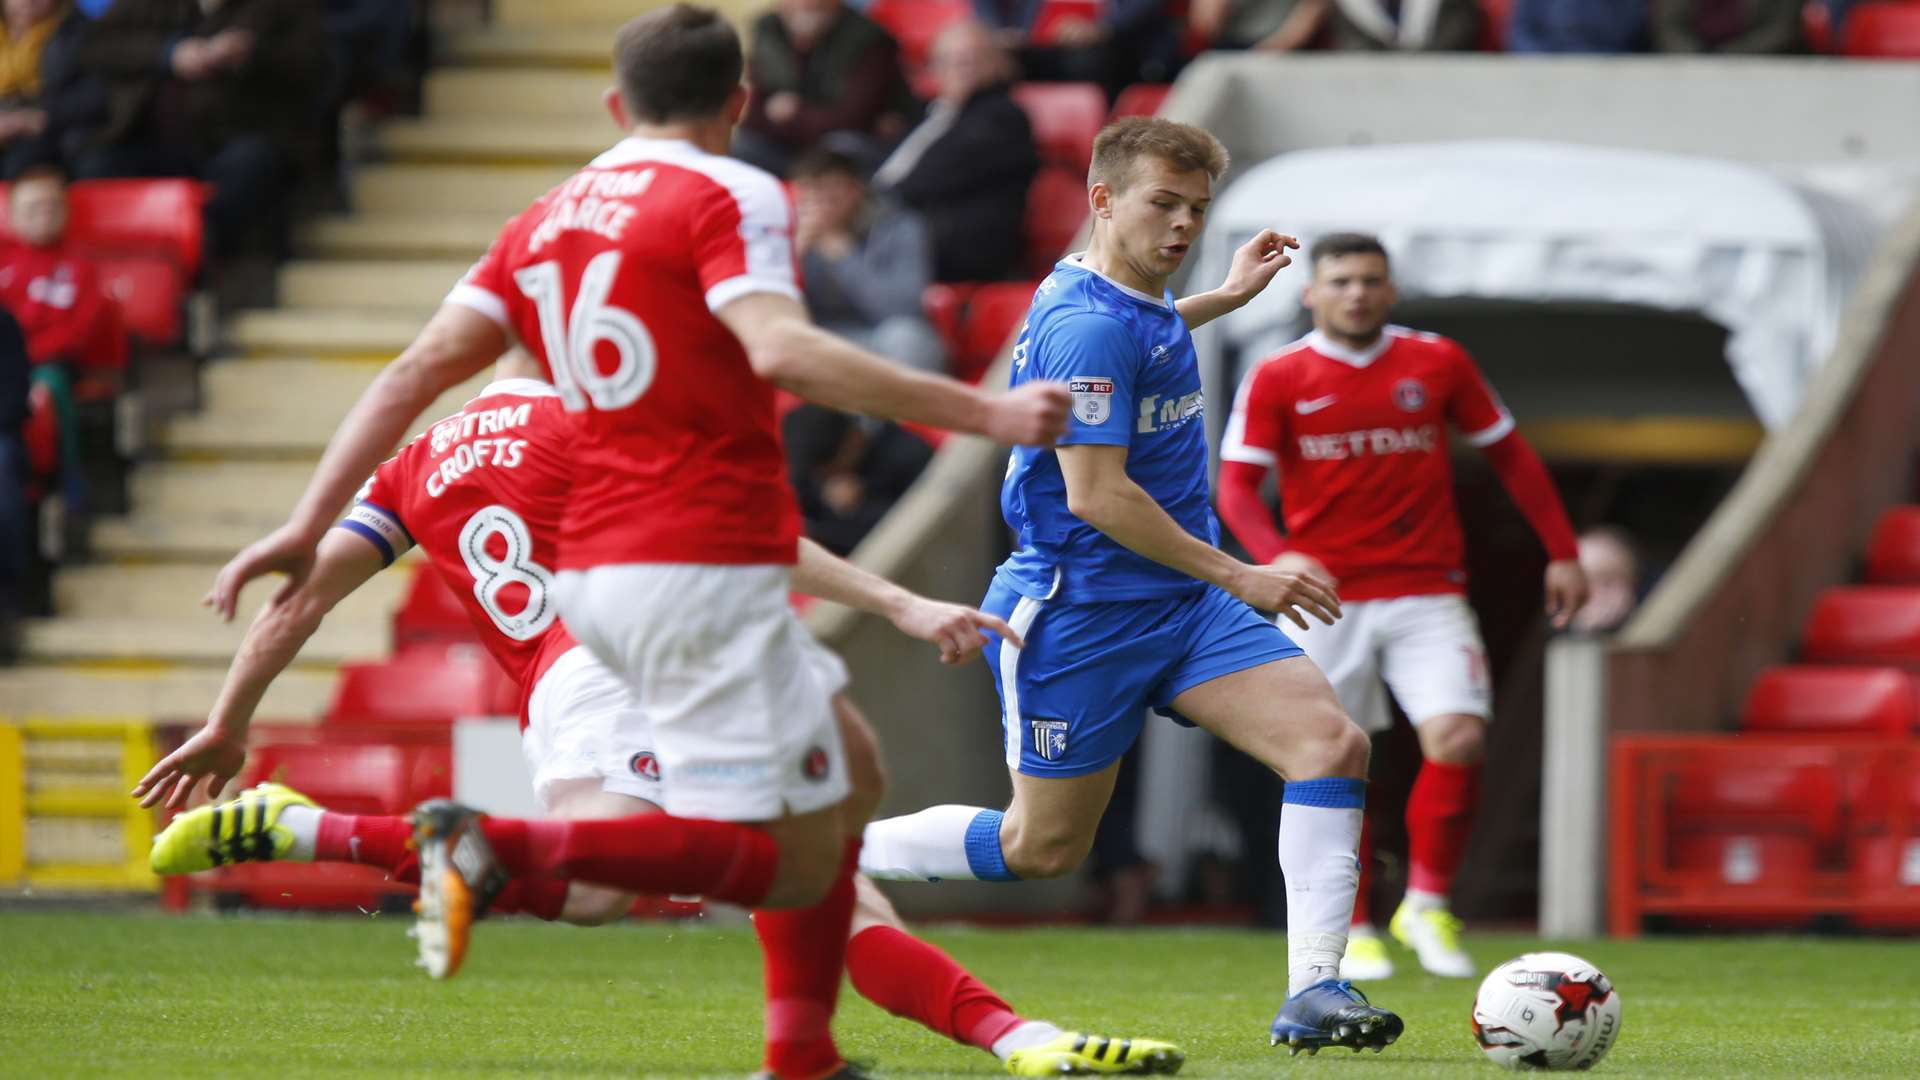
[1471,952,1623,1070]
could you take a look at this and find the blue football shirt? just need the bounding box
[996,255,1219,603]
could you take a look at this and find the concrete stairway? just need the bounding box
[0,6,677,723]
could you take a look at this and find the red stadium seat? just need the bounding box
[1011,82,1106,174]
[1024,165,1087,278]
[1804,1,1834,52]
[1478,0,1513,50]
[393,569,480,646]
[1669,832,1820,890]
[1668,757,1842,841]
[66,180,211,275]
[96,255,185,348]
[246,741,417,813]
[1864,506,1920,584]
[954,282,1038,383]
[1109,83,1170,120]
[1032,0,1104,44]
[1802,586,1920,666]
[867,0,971,71]
[1843,2,1920,57]
[326,648,517,725]
[1741,665,1918,736]
[1849,762,1920,928]
[922,282,974,362]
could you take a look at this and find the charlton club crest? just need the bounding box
[629,751,662,782]
[1393,378,1427,412]
[802,746,831,782]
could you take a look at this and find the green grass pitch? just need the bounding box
[3,910,1917,1078]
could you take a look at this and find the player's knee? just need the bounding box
[1000,822,1093,879]
[835,698,888,826]
[560,884,636,926]
[1286,710,1370,781]
[1420,714,1486,765]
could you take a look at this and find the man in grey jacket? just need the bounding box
[791,143,947,373]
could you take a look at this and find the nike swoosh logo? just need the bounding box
[1296,395,1338,414]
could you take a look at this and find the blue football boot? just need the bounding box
[1269,978,1403,1056]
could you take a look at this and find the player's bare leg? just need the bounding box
[1168,655,1401,1054]
[1391,711,1484,978]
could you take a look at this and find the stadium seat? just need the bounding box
[393,568,479,646]
[246,741,417,813]
[1801,586,1920,666]
[1478,0,1513,50]
[326,648,517,725]
[1843,2,1920,56]
[1025,165,1088,278]
[867,0,971,71]
[922,282,974,361]
[66,180,211,276]
[96,255,186,348]
[954,282,1039,383]
[1669,832,1820,890]
[1668,757,1842,842]
[1011,82,1106,174]
[1741,665,1918,735]
[1803,1,1834,52]
[1109,83,1171,120]
[1849,762,1920,928]
[1864,506,1920,584]
[1031,0,1104,45]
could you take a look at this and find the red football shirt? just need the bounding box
[445,136,804,571]
[1221,327,1515,600]
[346,379,582,726]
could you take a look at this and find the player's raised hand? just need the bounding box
[1223,229,1299,303]
[890,596,1022,665]
[132,725,246,810]
[986,381,1072,446]
[1228,561,1341,630]
[204,524,319,622]
[1544,558,1590,630]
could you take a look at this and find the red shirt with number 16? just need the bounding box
[444,136,804,571]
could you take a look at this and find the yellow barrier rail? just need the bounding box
[0,717,158,891]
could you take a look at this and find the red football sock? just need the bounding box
[314,813,412,870]
[846,925,1023,1053]
[1406,760,1480,896]
[1351,814,1375,928]
[754,840,861,1080]
[478,813,779,907]
[489,878,574,921]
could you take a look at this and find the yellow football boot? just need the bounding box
[149,782,316,874]
[1004,1032,1184,1075]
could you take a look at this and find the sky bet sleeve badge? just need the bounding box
[1070,376,1115,425]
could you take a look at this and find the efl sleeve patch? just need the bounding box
[1069,376,1116,425]
[337,502,416,567]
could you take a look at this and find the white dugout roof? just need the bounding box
[1193,140,1882,430]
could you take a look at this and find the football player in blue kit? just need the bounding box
[861,117,1404,1055]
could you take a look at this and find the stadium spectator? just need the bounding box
[971,0,1182,96]
[872,21,1038,283]
[324,0,415,112]
[1568,526,1642,634]
[71,0,328,256]
[734,0,917,176]
[0,166,120,381]
[0,0,98,178]
[1323,0,1482,50]
[0,306,27,657]
[1509,0,1651,52]
[1651,0,1805,52]
[1188,0,1331,51]
[783,403,933,556]
[791,144,946,373]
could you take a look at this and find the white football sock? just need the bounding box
[1401,888,1447,913]
[860,805,1018,882]
[991,1020,1066,1059]
[1278,778,1366,996]
[276,803,321,862]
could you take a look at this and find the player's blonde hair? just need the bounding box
[1088,117,1229,193]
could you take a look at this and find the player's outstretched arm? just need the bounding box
[1175,229,1297,331]
[1059,443,1340,628]
[1478,432,1589,628]
[715,292,1070,446]
[792,538,1020,664]
[138,531,387,809]
[205,306,507,620]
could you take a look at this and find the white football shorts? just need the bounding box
[1281,593,1492,735]
[551,563,852,821]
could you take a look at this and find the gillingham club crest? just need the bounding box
[1030,718,1069,762]
[1069,376,1114,425]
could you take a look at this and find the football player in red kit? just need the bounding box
[1218,233,1588,981]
